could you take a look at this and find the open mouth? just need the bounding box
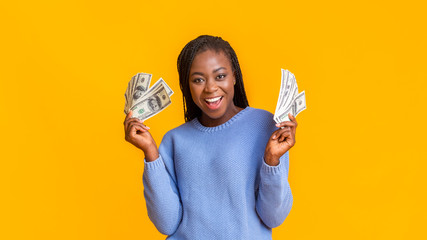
[204,96,223,110]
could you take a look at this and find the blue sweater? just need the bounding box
[143,107,293,239]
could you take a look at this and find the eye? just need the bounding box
[192,78,204,83]
[216,74,226,80]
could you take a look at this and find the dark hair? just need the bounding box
[177,35,249,122]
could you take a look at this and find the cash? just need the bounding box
[124,72,174,121]
[274,69,306,123]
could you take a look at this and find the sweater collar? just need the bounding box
[191,107,251,133]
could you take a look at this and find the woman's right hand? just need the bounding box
[124,110,159,161]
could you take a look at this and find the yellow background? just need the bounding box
[1,0,426,239]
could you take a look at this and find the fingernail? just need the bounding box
[272,134,277,139]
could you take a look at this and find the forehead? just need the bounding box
[190,49,232,72]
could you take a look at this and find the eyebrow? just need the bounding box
[191,67,227,77]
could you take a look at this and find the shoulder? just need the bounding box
[161,120,197,144]
[246,107,278,135]
[244,107,275,126]
[246,107,274,119]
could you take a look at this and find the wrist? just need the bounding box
[143,144,159,162]
[264,151,280,166]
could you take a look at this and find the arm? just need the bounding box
[123,111,182,235]
[256,113,297,228]
[256,152,293,228]
[143,152,183,235]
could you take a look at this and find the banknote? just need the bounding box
[294,91,306,116]
[274,69,306,123]
[276,70,298,116]
[129,84,171,121]
[125,73,152,113]
[149,77,174,97]
[124,72,173,121]
[131,72,152,102]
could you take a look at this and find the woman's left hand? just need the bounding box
[264,113,298,166]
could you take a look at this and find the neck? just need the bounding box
[199,105,243,127]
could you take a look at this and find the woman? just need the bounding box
[124,35,297,239]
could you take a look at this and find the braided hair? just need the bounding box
[177,35,249,122]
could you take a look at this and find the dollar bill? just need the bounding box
[274,69,306,123]
[130,84,171,121]
[274,69,296,122]
[132,73,152,102]
[294,91,306,116]
[125,73,152,113]
[125,74,137,114]
[124,72,173,121]
[149,77,174,97]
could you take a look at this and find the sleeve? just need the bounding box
[255,151,293,228]
[142,133,183,235]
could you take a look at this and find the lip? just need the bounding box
[204,96,223,110]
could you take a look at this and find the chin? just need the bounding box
[205,112,226,120]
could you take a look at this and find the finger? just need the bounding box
[124,117,142,130]
[278,131,291,142]
[124,110,134,125]
[129,122,149,131]
[276,121,297,129]
[133,124,148,133]
[288,113,298,127]
[133,122,150,130]
[280,126,291,130]
[124,110,133,122]
[271,128,282,139]
[128,123,148,135]
[272,128,291,140]
[124,115,146,128]
[127,125,146,140]
[125,110,143,122]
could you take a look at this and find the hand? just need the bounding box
[264,113,298,166]
[123,110,159,161]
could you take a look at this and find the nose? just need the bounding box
[204,78,218,93]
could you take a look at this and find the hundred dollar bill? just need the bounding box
[125,73,152,114]
[131,73,152,101]
[274,69,307,123]
[276,70,297,114]
[124,72,173,120]
[294,91,306,116]
[276,91,306,122]
[148,77,174,97]
[130,84,171,121]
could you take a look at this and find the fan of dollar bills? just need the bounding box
[274,69,307,123]
[124,72,174,121]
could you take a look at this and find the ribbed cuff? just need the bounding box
[144,155,164,170]
[261,157,284,175]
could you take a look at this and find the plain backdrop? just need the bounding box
[1,0,426,239]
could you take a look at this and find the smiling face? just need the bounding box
[189,49,242,127]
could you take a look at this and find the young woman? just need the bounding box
[124,35,297,239]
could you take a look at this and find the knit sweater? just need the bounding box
[143,107,293,240]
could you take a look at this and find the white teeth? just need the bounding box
[205,96,222,102]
